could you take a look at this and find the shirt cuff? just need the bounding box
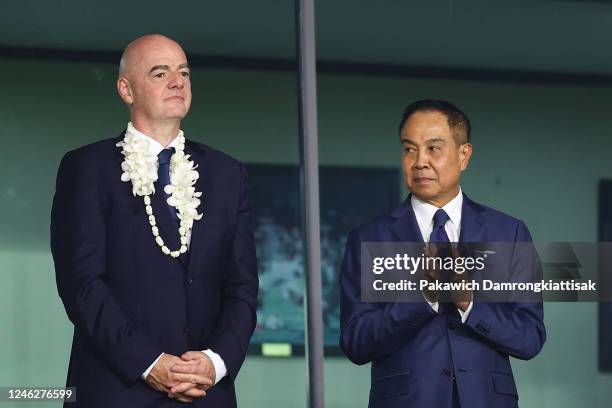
[202,349,227,385]
[458,301,473,323]
[142,352,164,380]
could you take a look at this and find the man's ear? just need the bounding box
[117,77,133,105]
[459,143,473,171]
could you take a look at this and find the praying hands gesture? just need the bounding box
[422,243,473,311]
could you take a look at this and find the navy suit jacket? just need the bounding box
[51,134,258,407]
[340,194,546,408]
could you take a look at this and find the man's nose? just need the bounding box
[168,72,184,89]
[413,151,429,169]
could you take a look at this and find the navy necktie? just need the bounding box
[430,208,452,287]
[430,209,450,243]
[157,148,179,225]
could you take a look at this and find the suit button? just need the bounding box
[183,326,189,334]
[187,277,193,285]
[442,368,451,377]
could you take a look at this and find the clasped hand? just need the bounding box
[421,243,472,311]
[145,351,217,403]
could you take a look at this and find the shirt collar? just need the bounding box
[126,122,181,156]
[411,187,463,228]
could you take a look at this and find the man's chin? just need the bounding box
[163,110,189,120]
[409,186,439,200]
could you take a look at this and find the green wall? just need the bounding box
[1,58,611,407]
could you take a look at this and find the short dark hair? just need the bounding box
[398,99,471,144]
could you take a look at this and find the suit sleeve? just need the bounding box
[51,151,163,384]
[464,220,547,360]
[339,230,437,365]
[206,163,259,382]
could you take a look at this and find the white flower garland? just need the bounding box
[116,122,203,258]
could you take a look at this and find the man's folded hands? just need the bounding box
[145,352,216,403]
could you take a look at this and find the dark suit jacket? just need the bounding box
[340,194,546,408]
[51,134,258,407]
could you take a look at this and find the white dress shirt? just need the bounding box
[127,125,228,384]
[411,188,473,323]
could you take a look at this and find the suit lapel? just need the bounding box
[389,195,424,243]
[112,132,126,166]
[459,194,486,243]
[458,194,487,286]
[184,141,209,271]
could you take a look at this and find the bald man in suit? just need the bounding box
[51,34,258,407]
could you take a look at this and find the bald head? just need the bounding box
[116,34,192,132]
[119,34,185,78]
